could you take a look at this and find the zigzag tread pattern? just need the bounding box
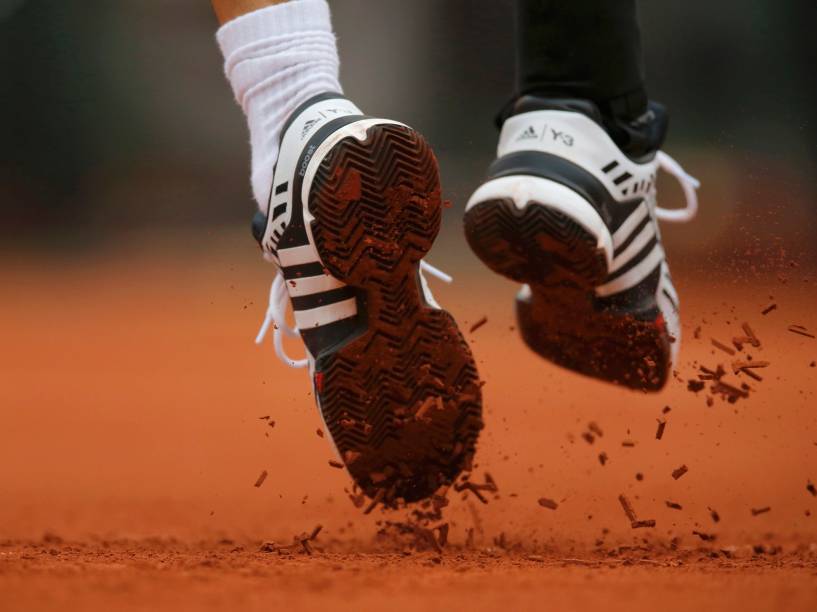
[464,198,608,288]
[464,198,671,391]
[310,125,441,282]
[308,124,483,503]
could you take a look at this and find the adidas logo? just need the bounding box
[516,125,539,141]
[301,118,320,139]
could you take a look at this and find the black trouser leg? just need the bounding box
[515,0,647,122]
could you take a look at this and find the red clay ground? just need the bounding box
[3,540,816,612]
[2,228,816,610]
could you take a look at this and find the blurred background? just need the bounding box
[1,0,816,545]
[1,0,816,260]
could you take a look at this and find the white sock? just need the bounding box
[217,0,342,212]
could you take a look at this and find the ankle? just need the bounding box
[216,0,341,211]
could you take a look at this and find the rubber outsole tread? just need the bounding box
[464,197,670,391]
[464,198,608,287]
[308,124,483,503]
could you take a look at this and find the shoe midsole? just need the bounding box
[467,175,614,274]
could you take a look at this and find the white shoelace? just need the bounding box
[256,260,453,369]
[654,151,700,223]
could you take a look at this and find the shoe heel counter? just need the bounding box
[498,111,658,207]
[257,95,365,258]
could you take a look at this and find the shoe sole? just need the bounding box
[308,124,483,504]
[464,194,670,391]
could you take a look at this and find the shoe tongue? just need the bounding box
[604,101,669,159]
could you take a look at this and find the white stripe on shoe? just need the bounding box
[610,222,656,273]
[293,298,357,329]
[596,243,665,297]
[286,273,346,297]
[278,244,322,268]
[612,202,649,249]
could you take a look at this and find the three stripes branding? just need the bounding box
[260,96,367,332]
[602,159,656,197]
[517,125,539,141]
[596,158,667,299]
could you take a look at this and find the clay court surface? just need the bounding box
[2,228,816,610]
